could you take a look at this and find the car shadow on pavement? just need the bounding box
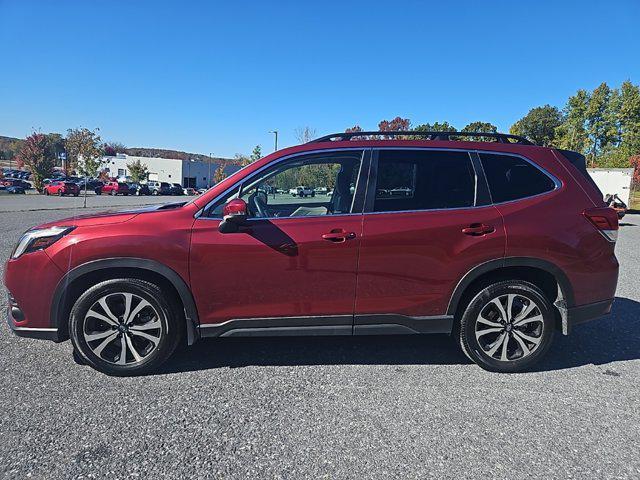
[157,296,640,374]
[534,296,640,372]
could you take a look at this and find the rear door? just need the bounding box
[354,148,506,334]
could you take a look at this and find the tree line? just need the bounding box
[345,80,640,171]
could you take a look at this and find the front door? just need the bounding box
[354,148,506,333]
[190,149,368,335]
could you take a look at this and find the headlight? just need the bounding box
[11,226,75,259]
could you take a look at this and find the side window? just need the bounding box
[479,153,556,203]
[208,151,363,218]
[373,150,476,212]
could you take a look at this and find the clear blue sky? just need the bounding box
[1,0,639,157]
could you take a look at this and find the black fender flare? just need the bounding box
[446,257,575,316]
[50,257,199,344]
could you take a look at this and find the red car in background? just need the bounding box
[43,181,80,197]
[4,131,619,376]
[96,181,129,196]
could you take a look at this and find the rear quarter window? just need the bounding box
[479,153,556,203]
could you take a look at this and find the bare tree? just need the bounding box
[295,126,317,143]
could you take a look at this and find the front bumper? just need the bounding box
[565,298,614,334]
[6,301,61,341]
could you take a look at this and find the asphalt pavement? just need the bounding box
[0,199,639,479]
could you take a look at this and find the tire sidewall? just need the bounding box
[69,279,179,376]
[460,281,555,373]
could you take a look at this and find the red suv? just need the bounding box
[43,181,80,196]
[97,181,129,196]
[4,131,619,375]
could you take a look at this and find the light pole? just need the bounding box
[269,130,278,152]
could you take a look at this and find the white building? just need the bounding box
[102,153,240,189]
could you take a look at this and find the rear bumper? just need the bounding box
[566,298,613,334]
[6,303,61,341]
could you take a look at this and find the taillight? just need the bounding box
[583,207,619,243]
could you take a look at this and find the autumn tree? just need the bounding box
[103,141,127,156]
[66,128,104,177]
[510,105,563,147]
[213,163,227,183]
[127,158,148,183]
[630,155,640,185]
[16,133,55,191]
[379,117,411,138]
[345,125,368,140]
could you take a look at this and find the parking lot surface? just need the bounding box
[1,200,639,479]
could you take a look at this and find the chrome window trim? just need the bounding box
[363,147,562,215]
[195,146,563,218]
[197,147,368,219]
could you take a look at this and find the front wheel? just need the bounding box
[69,279,183,376]
[458,280,555,373]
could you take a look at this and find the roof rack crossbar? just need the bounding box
[309,131,534,145]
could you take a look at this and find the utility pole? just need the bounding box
[208,153,213,188]
[269,130,278,152]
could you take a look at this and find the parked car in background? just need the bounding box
[197,188,208,195]
[314,186,328,195]
[96,181,129,196]
[147,181,172,196]
[289,185,315,197]
[169,183,184,195]
[6,184,26,194]
[183,187,197,196]
[43,181,80,196]
[2,178,28,188]
[4,130,620,375]
[128,183,151,196]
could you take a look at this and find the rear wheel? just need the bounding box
[69,279,183,376]
[458,280,555,373]
[111,189,117,196]
[57,190,63,196]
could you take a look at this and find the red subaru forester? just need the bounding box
[5,131,619,375]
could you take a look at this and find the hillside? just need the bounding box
[0,135,235,167]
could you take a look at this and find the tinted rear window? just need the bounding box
[479,153,556,203]
[373,150,476,212]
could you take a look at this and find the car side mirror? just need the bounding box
[218,198,249,233]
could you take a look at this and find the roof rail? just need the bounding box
[309,131,534,145]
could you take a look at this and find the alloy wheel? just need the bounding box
[82,292,163,365]
[474,293,544,362]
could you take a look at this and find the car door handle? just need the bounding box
[462,223,495,236]
[322,229,356,243]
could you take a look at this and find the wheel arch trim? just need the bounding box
[446,257,575,316]
[50,257,199,344]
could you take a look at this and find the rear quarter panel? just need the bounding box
[493,148,618,306]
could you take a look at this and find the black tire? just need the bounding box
[152,190,158,196]
[44,189,49,196]
[69,278,184,376]
[74,192,79,197]
[111,189,117,196]
[458,280,555,373]
[57,190,63,196]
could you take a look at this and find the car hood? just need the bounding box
[33,202,188,229]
